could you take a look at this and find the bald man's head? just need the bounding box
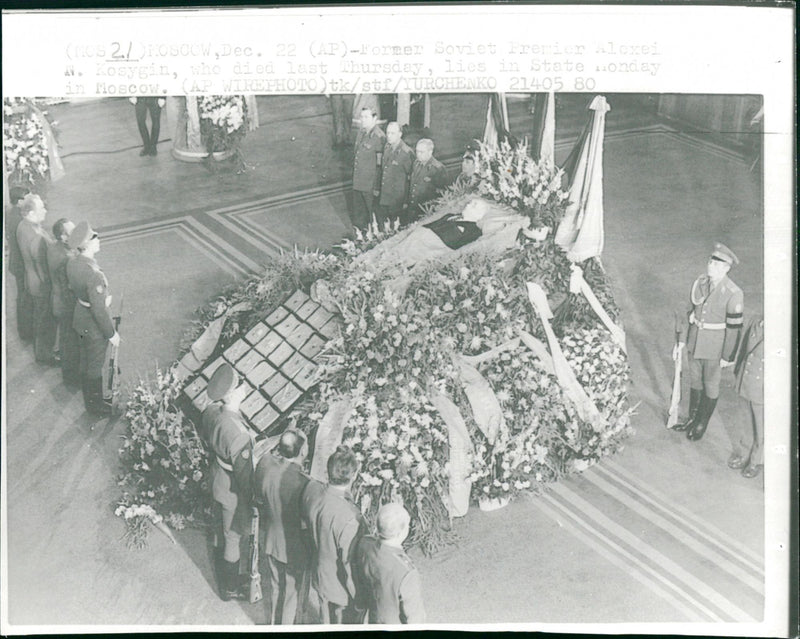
[278,429,306,459]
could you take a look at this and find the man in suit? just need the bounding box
[728,315,764,479]
[130,97,165,156]
[66,221,121,415]
[405,138,448,225]
[351,107,386,230]
[254,429,310,624]
[16,194,57,363]
[47,218,80,387]
[354,503,426,624]
[199,363,255,601]
[5,185,33,341]
[673,242,744,441]
[376,121,414,227]
[302,445,364,624]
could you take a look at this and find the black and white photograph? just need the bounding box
[1,5,795,636]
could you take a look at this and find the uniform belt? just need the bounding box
[216,456,234,472]
[77,298,91,308]
[689,314,725,330]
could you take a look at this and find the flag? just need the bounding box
[529,92,555,163]
[482,93,509,148]
[555,95,611,263]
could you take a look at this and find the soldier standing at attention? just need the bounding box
[729,315,764,479]
[17,194,58,364]
[405,138,448,225]
[129,96,165,156]
[376,121,414,228]
[5,185,33,341]
[66,221,120,414]
[199,363,255,601]
[254,429,310,624]
[351,107,385,231]
[47,218,80,387]
[354,503,426,625]
[453,152,480,191]
[673,243,744,441]
[302,445,365,624]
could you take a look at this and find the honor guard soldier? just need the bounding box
[254,429,310,624]
[66,221,120,415]
[377,121,414,227]
[453,152,480,191]
[5,185,33,341]
[47,218,80,387]
[405,138,448,225]
[729,315,764,479]
[17,194,58,363]
[354,503,426,625]
[351,107,386,230]
[199,363,255,601]
[673,243,744,441]
[302,445,365,624]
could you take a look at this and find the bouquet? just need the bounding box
[198,95,248,153]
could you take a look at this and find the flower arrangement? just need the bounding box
[116,367,212,546]
[198,95,248,153]
[3,98,52,188]
[475,139,569,228]
[116,142,632,555]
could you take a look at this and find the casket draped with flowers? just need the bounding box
[116,141,634,553]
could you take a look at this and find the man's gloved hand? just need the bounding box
[109,332,121,347]
[129,97,137,105]
[157,98,166,108]
[672,342,684,361]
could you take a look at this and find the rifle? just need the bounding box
[248,506,263,604]
[666,341,683,429]
[104,294,124,402]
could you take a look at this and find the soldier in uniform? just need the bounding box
[66,221,120,414]
[17,194,57,363]
[351,107,386,230]
[5,185,33,341]
[129,96,165,156]
[405,138,448,226]
[302,445,365,624]
[453,152,480,191]
[47,218,80,387]
[376,121,414,227]
[673,243,744,441]
[199,363,255,601]
[728,315,764,479]
[254,429,310,624]
[354,503,426,624]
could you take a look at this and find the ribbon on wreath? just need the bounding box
[526,282,604,426]
[428,388,473,518]
[568,264,627,353]
[309,397,354,483]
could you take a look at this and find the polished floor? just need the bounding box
[3,95,765,628]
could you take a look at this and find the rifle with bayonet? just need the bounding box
[104,294,123,403]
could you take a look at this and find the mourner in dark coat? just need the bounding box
[405,138,448,225]
[254,430,310,624]
[377,121,414,227]
[354,503,426,624]
[47,218,80,386]
[5,185,33,341]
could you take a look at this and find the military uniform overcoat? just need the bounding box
[408,158,448,208]
[378,140,414,210]
[678,274,744,361]
[353,126,386,194]
[734,317,764,404]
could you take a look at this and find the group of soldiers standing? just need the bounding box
[349,106,479,231]
[6,186,119,416]
[199,362,425,625]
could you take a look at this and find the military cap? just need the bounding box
[206,362,239,401]
[67,220,97,250]
[377,503,410,539]
[710,242,739,266]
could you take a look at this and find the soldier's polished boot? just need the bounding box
[687,396,718,441]
[219,559,246,601]
[672,388,702,431]
[87,377,112,416]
